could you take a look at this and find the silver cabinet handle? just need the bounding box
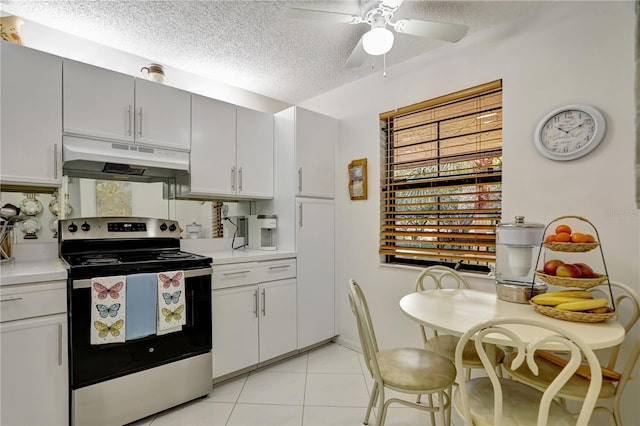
[0,296,23,302]
[299,204,303,227]
[127,105,132,136]
[253,290,258,318]
[223,270,251,276]
[53,143,58,180]
[138,107,143,137]
[238,167,243,192]
[58,323,63,366]
[261,288,266,316]
[231,166,236,192]
[298,167,303,193]
[268,265,290,270]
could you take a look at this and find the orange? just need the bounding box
[545,234,556,242]
[555,232,571,242]
[555,224,572,235]
[570,233,589,243]
[585,234,596,243]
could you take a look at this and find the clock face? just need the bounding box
[534,104,606,161]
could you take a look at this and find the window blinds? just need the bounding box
[379,80,502,267]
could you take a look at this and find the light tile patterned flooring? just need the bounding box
[129,342,457,426]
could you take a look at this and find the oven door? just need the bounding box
[68,267,212,389]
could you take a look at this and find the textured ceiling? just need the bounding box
[0,0,542,105]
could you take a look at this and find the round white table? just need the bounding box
[400,289,625,350]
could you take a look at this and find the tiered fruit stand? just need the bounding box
[529,215,616,323]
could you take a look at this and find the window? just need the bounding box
[379,80,502,271]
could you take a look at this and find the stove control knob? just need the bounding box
[169,224,177,232]
[159,223,168,231]
[67,223,78,233]
[81,222,91,232]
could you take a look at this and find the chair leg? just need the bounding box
[427,394,435,426]
[416,394,422,404]
[364,381,378,425]
[375,387,387,426]
[438,390,447,426]
[613,400,622,426]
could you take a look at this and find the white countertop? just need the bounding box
[0,246,295,286]
[193,248,297,265]
[0,259,68,287]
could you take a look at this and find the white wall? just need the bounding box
[301,1,639,423]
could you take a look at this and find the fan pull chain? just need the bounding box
[383,54,387,77]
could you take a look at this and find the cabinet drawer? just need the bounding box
[0,281,67,322]
[212,263,259,290]
[257,259,296,283]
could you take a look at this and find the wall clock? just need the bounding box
[534,104,606,161]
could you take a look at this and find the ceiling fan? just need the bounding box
[287,0,469,68]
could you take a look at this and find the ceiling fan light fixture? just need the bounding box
[363,25,394,56]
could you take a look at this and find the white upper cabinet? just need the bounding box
[236,107,274,198]
[295,107,337,199]
[134,78,191,150]
[63,59,190,150]
[179,96,273,199]
[1,42,62,188]
[188,95,237,197]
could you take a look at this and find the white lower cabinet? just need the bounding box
[1,314,68,425]
[212,259,297,379]
[0,281,68,425]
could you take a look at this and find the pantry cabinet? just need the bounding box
[0,281,68,425]
[0,42,62,188]
[211,259,296,379]
[179,96,273,199]
[296,199,335,349]
[63,59,190,150]
[294,107,337,199]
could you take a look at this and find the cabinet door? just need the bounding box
[236,107,274,198]
[0,42,62,187]
[188,95,237,197]
[0,315,68,425]
[258,279,297,362]
[135,79,191,150]
[63,59,135,142]
[295,107,337,199]
[296,199,335,348]
[212,286,259,378]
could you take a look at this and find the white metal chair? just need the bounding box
[502,281,640,426]
[454,317,603,426]
[415,266,505,377]
[349,279,457,426]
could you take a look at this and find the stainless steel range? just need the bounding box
[59,217,213,426]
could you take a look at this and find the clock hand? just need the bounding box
[565,122,584,133]
[554,125,569,134]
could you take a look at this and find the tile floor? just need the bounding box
[129,342,458,426]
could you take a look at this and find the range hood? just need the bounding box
[63,136,189,183]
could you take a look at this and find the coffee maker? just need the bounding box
[248,215,277,250]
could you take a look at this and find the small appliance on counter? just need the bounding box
[495,215,547,303]
[248,215,277,250]
[186,222,202,239]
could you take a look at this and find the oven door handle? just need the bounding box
[71,267,213,289]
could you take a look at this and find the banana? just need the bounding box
[531,295,593,306]
[554,298,609,312]
[545,290,593,299]
[588,307,611,314]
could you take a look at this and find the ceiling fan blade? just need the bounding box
[393,18,468,42]
[345,36,367,68]
[287,8,362,24]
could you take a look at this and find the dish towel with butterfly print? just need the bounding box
[157,271,186,335]
[91,275,126,345]
[125,273,158,340]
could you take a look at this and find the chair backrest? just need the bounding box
[414,266,470,342]
[415,265,471,292]
[348,279,382,381]
[455,317,603,426]
[589,281,640,369]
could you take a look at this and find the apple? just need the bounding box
[574,262,594,278]
[556,263,582,278]
[543,259,564,276]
